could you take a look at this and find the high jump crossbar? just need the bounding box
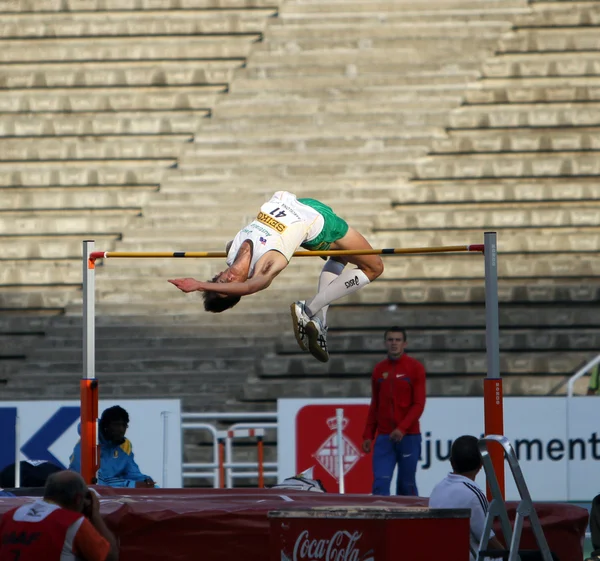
[81,233,503,496]
[89,244,484,262]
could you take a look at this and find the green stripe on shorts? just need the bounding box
[298,198,349,251]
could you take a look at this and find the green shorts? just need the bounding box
[298,198,349,251]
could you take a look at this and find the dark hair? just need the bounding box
[202,274,241,313]
[450,435,483,473]
[100,405,129,430]
[384,326,407,342]
[44,471,87,510]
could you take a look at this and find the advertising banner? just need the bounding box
[0,399,182,488]
[278,397,600,501]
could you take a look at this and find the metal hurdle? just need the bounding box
[217,428,267,488]
[81,233,503,494]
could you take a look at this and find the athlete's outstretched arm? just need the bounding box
[169,273,274,296]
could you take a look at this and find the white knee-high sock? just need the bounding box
[306,268,371,318]
[313,259,345,326]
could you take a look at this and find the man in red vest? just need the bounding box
[0,470,118,561]
[362,326,426,496]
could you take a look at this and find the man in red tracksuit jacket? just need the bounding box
[362,326,426,496]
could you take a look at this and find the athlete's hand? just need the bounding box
[389,428,404,442]
[362,439,372,453]
[168,278,203,293]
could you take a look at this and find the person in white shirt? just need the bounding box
[169,191,383,363]
[429,435,504,560]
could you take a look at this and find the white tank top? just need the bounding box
[226,191,324,276]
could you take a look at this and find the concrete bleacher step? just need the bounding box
[276,8,528,25]
[192,122,443,142]
[510,1,600,28]
[0,86,224,113]
[0,139,184,160]
[449,102,600,129]
[239,60,484,80]
[213,96,460,118]
[231,71,478,92]
[0,111,210,136]
[432,127,600,153]
[187,135,435,155]
[179,148,426,166]
[0,355,257,377]
[0,334,44,355]
[251,44,494,66]
[195,111,453,130]
[0,234,117,259]
[0,287,82,310]
[0,260,81,285]
[171,163,415,183]
[282,1,528,14]
[0,164,171,187]
[218,88,463,107]
[277,327,600,354]
[241,374,561,401]
[0,37,259,63]
[0,9,275,39]
[340,279,600,306]
[500,29,600,54]
[253,350,591,378]
[37,333,273,352]
[140,190,396,209]
[464,77,600,104]
[375,202,600,230]
[388,177,600,204]
[0,0,279,12]
[265,20,513,41]
[415,152,600,179]
[0,185,157,210]
[0,60,241,89]
[0,210,138,235]
[483,52,600,79]
[157,176,407,196]
[372,227,600,253]
[328,303,600,330]
[0,315,56,333]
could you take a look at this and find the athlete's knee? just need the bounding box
[364,257,383,281]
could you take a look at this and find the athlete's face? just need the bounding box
[212,269,242,297]
[385,331,407,358]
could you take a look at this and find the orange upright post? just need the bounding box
[80,379,99,484]
[257,437,265,489]
[218,439,226,489]
[484,378,505,499]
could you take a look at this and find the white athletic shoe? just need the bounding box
[306,317,329,363]
[290,301,310,352]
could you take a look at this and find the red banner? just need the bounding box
[295,404,373,494]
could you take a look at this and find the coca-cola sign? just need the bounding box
[291,530,373,561]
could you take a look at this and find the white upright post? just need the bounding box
[14,414,20,488]
[336,408,345,494]
[81,240,99,484]
[83,240,95,382]
[161,411,170,488]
